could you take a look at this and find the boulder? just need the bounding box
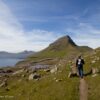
[68,66,78,78]
[92,67,99,74]
[0,81,7,87]
[29,73,41,80]
[50,66,58,73]
[91,60,96,64]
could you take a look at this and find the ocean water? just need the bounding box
[0,58,23,67]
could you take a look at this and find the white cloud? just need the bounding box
[0,0,60,52]
[0,1,100,53]
[67,23,100,48]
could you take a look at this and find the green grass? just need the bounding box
[0,64,79,100]
[0,48,99,100]
[83,49,100,100]
[86,75,100,100]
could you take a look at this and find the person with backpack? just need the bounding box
[76,55,85,78]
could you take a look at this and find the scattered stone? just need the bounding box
[29,73,41,80]
[0,82,5,87]
[53,77,62,82]
[35,78,40,81]
[21,74,25,78]
[58,63,61,66]
[68,65,78,78]
[92,74,98,77]
[24,69,29,73]
[50,66,58,73]
[53,77,57,80]
[4,75,9,78]
[29,74,34,80]
[29,64,50,71]
[55,79,62,82]
[91,67,100,77]
[0,81,7,87]
[44,69,50,72]
[0,70,5,73]
[92,67,99,74]
[0,69,13,74]
[12,69,24,75]
[6,69,13,73]
[68,72,72,78]
[91,60,96,64]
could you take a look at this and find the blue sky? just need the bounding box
[0,0,100,52]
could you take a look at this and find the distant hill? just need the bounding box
[45,35,92,52]
[29,35,93,58]
[0,51,35,59]
[16,35,93,66]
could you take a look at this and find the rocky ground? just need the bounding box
[0,48,99,100]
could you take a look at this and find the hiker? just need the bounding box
[76,55,85,78]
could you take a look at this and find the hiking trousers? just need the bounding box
[77,65,84,78]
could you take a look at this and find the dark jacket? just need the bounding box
[76,58,85,67]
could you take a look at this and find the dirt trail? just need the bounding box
[79,78,88,100]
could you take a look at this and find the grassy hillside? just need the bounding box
[1,36,99,100]
[83,48,100,100]
[0,48,99,100]
[16,36,93,67]
[0,62,79,100]
[27,36,92,60]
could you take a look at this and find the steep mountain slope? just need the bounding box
[16,35,93,66]
[32,36,79,58]
[30,35,92,57]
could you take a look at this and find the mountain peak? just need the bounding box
[60,35,76,44]
[50,35,77,47]
[47,35,77,51]
[63,35,71,39]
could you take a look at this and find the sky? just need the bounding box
[0,0,100,52]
